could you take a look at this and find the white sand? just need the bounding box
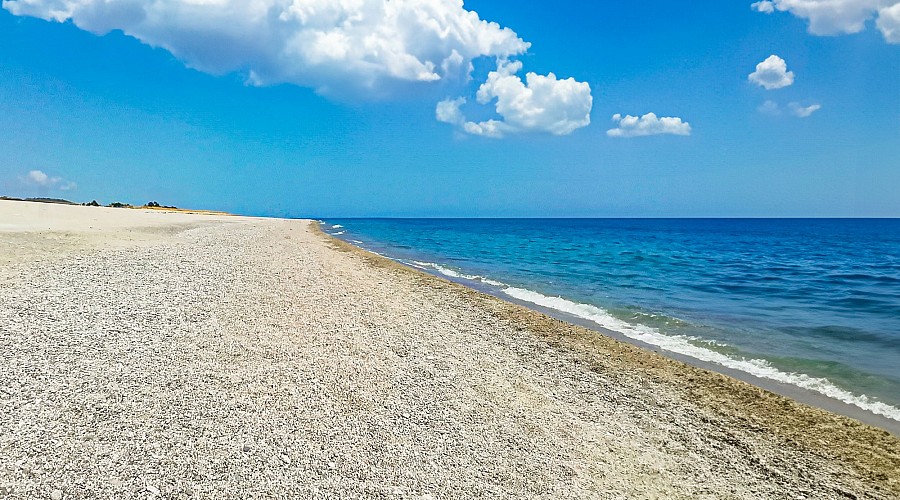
[0,200,897,498]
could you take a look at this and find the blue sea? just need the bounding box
[322,219,900,421]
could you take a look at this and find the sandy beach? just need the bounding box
[1,199,898,499]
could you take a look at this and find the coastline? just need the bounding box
[312,223,900,494]
[2,200,898,498]
[320,221,900,434]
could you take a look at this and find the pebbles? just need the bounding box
[0,210,896,498]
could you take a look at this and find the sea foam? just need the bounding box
[502,286,900,422]
[410,261,506,287]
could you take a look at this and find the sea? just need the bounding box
[321,218,900,422]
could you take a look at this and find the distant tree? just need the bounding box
[147,201,160,207]
[86,200,100,207]
[108,202,130,208]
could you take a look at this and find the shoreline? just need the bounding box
[2,201,898,497]
[319,223,900,435]
[312,223,900,494]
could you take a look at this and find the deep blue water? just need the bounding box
[323,218,900,420]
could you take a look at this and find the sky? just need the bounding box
[0,0,898,217]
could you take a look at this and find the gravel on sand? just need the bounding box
[0,201,897,498]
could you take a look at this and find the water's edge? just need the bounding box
[319,222,900,435]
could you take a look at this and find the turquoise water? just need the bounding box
[323,218,900,420]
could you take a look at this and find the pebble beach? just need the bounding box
[1,200,898,499]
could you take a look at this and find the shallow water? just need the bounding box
[323,218,900,420]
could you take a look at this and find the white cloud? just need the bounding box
[2,0,530,96]
[749,0,900,43]
[758,99,782,115]
[462,119,512,138]
[789,102,822,117]
[439,60,592,138]
[877,3,900,42]
[435,97,466,125]
[757,100,822,117]
[20,169,76,190]
[752,1,776,14]
[748,55,795,90]
[606,112,691,138]
[4,0,594,137]
[27,169,51,186]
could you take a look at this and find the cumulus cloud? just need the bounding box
[877,3,900,42]
[4,0,594,137]
[606,113,691,138]
[438,60,592,138]
[26,170,52,186]
[20,170,77,190]
[2,0,530,96]
[752,1,776,14]
[748,55,794,90]
[435,97,466,125]
[749,0,900,43]
[788,102,822,117]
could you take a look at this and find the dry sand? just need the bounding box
[0,199,898,499]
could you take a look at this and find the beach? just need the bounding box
[1,200,898,499]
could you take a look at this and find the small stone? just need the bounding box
[50,490,63,500]
[328,461,336,469]
[280,453,291,464]
[145,485,160,496]
[242,444,252,452]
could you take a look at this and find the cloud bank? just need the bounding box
[4,0,594,137]
[750,0,900,43]
[606,113,691,138]
[437,60,592,138]
[21,170,76,190]
[748,55,795,90]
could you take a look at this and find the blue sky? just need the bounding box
[0,0,898,217]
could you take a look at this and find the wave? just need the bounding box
[410,261,506,287]
[333,230,346,235]
[502,286,900,422]
[331,224,343,229]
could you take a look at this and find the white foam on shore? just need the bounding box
[410,261,506,287]
[502,286,900,422]
[334,230,346,235]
